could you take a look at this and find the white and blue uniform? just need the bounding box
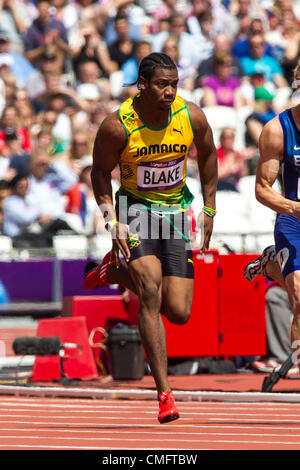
[275,108,300,278]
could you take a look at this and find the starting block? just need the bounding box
[32,316,98,381]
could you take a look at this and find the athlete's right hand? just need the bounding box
[111,222,131,267]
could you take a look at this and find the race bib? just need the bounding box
[137,157,184,191]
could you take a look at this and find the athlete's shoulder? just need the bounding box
[98,109,125,138]
[94,109,127,151]
[185,100,207,124]
[259,114,284,156]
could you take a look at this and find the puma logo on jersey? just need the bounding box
[173,127,183,136]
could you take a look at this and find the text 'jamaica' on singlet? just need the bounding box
[279,108,300,201]
[117,93,195,210]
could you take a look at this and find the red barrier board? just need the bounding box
[218,254,266,356]
[32,316,98,381]
[162,250,220,357]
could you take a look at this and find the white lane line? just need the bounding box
[1,402,300,412]
[1,396,300,406]
[1,413,300,423]
[0,445,200,449]
[2,428,300,439]
[1,398,299,408]
[0,435,300,446]
[1,418,300,431]
[1,408,300,418]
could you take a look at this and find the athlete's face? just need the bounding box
[142,68,178,111]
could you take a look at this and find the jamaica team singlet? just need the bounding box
[117,93,195,210]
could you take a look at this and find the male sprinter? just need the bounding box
[84,53,218,423]
[255,60,300,370]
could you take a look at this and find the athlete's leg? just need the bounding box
[284,271,300,359]
[126,255,170,394]
[161,276,194,325]
[265,260,286,290]
[107,262,137,293]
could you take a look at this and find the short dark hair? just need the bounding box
[8,173,28,189]
[124,52,177,88]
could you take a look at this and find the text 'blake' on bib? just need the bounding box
[137,156,184,191]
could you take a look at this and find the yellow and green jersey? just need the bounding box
[117,93,195,211]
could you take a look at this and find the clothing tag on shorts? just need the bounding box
[137,156,184,191]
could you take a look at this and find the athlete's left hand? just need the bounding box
[197,212,214,253]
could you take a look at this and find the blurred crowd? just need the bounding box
[0,0,299,249]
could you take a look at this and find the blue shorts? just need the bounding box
[274,213,300,278]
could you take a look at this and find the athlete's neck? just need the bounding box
[291,104,300,132]
[133,95,171,129]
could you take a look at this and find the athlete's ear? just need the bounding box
[138,75,148,91]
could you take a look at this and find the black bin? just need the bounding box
[107,325,145,380]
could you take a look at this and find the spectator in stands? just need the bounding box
[2,171,76,246]
[186,0,237,39]
[151,13,200,67]
[0,179,10,232]
[104,3,144,46]
[5,128,31,177]
[107,14,138,70]
[228,0,267,25]
[216,127,248,192]
[0,58,18,107]
[73,0,102,24]
[34,127,55,155]
[51,0,80,49]
[26,150,77,223]
[232,18,273,59]
[0,29,35,89]
[66,155,105,235]
[26,49,63,107]
[2,173,43,238]
[277,18,300,86]
[151,0,180,33]
[0,0,29,53]
[239,32,289,89]
[0,105,33,157]
[121,40,152,88]
[72,22,118,82]
[191,10,215,66]
[43,91,72,152]
[75,59,111,99]
[161,35,196,92]
[68,131,90,159]
[273,0,300,21]
[24,0,71,73]
[201,51,245,109]
[245,86,277,149]
[194,33,243,88]
[265,10,299,66]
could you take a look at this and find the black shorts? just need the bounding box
[116,195,194,279]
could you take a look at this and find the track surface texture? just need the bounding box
[1,395,300,450]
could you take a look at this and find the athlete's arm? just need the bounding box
[187,101,218,251]
[92,111,131,263]
[256,117,300,219]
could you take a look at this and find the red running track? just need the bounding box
[1,395,300,450]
